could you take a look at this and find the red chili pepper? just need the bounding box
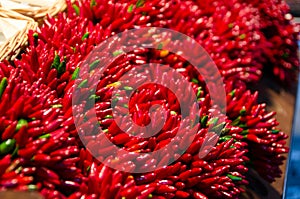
[184,176,202,188]
[245,134,270,144]
[2,121,17,140]
[127,141,148,152]
[45,118,64,133]
[193,191,208,199]
[155,184,177,194]
[112,133,131,145]
[139,187,156,199]
[22,167,37,176]
[50,146,79,158]
[192,160,213,171]
[211,165,230,176]
[1,170,18,179]
[136,173,156,185]
[18,146,37,158]
[33,154,52,164]
[0,155,11,176]
[27,127,45,137]
[178,170,192,181]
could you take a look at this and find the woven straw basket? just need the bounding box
[0,0,70,61]
[0,8,37,61]
[0,0,68,20]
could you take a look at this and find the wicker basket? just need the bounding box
[0,0,69,20]
[0,8,37,61]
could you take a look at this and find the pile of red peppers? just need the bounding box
[0,0,298,198]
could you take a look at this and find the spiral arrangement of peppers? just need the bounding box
[0,0,298,198]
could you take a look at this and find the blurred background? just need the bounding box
[284,11,300,197]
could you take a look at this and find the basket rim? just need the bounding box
[0,7,35,21]
[0,0,70,19]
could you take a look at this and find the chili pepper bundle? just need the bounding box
[0,65,88,196]
[68,43,249,198]
[237,0,299,83]
[225,79,289,182]
[76,0,298,84]
[79,92,249,199]
[68,0,267,84]
[17,16,103,93]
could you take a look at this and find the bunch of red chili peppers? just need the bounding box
[0,0,298,198]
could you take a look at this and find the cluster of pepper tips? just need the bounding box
[0,0,298,198]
